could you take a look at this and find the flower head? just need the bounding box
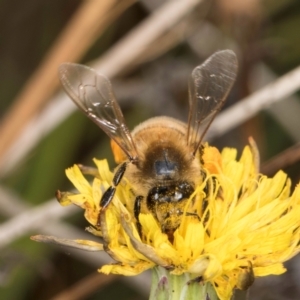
[56,143,300,300]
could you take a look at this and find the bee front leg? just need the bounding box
[96,162,127,227]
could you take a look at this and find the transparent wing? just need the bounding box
[58,63,138,161]
[187,50,238,155]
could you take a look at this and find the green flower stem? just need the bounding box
[149,266,219,300]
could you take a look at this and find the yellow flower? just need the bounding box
[55,144,300,300]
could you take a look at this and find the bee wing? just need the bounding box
[58,63,138,161]
[187,50,238,155]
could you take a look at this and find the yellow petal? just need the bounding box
[254,264,286,276]
[65,165,92,194]
[93,159,113,183]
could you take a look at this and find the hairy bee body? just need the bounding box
[58,50,238,241]
[121,116,203,235]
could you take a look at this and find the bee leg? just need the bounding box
[96,162,127,227]
[134,196,143,237]
[112,162,127,187]
[99,187,116,210]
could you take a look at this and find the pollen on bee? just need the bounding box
[110,139,127,163]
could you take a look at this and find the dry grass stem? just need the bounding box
[92,0,203,76]
[0,0,203,176]
[209,64,300,140]
[0,0,135,165]
[122,16,199,69]
[0,195,77,249]
[51,272,118,300]
[261,143,300,176]
[251,64,300,142]
[0,185,150,295]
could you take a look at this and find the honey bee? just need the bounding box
[58,50,238,240]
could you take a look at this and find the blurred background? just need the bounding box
[1,0,300,299]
